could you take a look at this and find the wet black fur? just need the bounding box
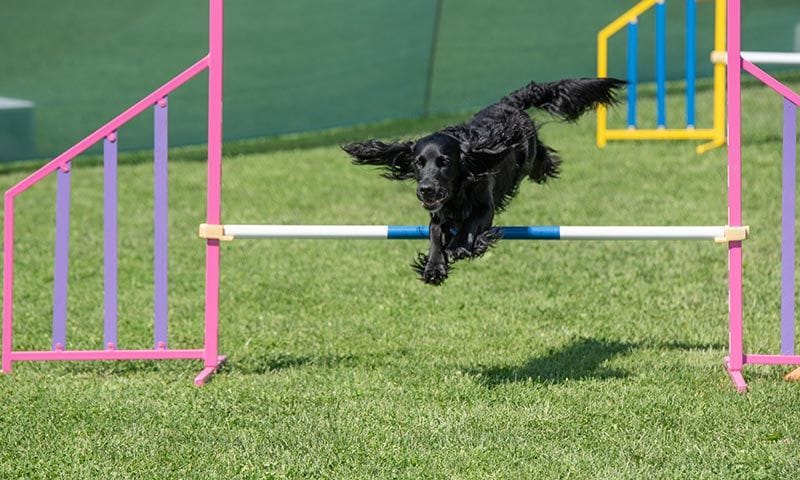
[343,77,624,285]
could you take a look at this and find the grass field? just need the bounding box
[2,78,800,478]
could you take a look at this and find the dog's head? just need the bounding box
[410,133,462,212]
[342,133,464,213]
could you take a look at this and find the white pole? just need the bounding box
[742,51,800,65]
[224,224,390,239]
[711,51,800,65]
[559,225,726,240]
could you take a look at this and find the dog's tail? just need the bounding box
[501,78,625,121]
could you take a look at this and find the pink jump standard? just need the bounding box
[725,0,800,391]
[1,0,226,385]
[199,0,226,386]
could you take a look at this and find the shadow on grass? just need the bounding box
[467,338,635,387]
[466,337,725,387]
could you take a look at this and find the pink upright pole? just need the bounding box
[196,0,226,385]
[2,194,14,373]
[726,0,747,392]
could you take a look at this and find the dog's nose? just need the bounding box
[417,184,436,198]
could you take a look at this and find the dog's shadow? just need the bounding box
[465,337,724,387]
[466,338,633,387]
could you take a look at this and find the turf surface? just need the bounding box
[1,78,800,478]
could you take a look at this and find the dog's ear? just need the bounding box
[342,140,415,180]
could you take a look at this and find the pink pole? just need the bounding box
[742,60,800,107]
[197,0,226,385]
[726,0,746,392]
[12,348,206,362]
[2,194,14,373]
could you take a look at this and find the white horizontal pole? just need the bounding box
[712,50,800,65]
[742,51,800,65]
[224,224,390,239]
[559,225,725,240]
[217,224,737,241]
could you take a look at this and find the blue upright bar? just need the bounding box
[686,0,697,128]
[627,20,639,128]
[655,0,667,128]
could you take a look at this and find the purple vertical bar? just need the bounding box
[104,134,118,350]
[154,98,169,349]
[782,99,797,355]
[52,163,71,350]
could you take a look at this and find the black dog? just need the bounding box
[343,77,624,285]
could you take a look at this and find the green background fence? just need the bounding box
[1,0,798,161]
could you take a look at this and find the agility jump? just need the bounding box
[2,0,798,390]
[598,0,800,157]
[596,0,727,153]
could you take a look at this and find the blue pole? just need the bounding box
[656,0,667,128]
[386,225,561,240]
[627,20,639,128]
[686,0,696,128]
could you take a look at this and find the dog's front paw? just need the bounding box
[422,262,449,285]
[411,253,450,285]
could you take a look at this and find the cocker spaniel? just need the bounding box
[343,77,624,285]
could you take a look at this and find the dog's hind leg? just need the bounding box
[470,227,501,258]
[528,140,561,184]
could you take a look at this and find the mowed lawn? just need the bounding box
[1,78,800,478]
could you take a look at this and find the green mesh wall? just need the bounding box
[1,0,798,160]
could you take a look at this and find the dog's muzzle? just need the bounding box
[417,185,447,211]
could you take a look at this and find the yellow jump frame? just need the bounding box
[597,0,726,154]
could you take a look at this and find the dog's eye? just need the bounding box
[437,156,451,167]
[415,157,425,167]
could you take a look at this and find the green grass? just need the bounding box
[2,78,800,478]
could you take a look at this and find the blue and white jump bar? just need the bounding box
[200,224,748,242]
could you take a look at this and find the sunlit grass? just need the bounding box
[1,77,800,478]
